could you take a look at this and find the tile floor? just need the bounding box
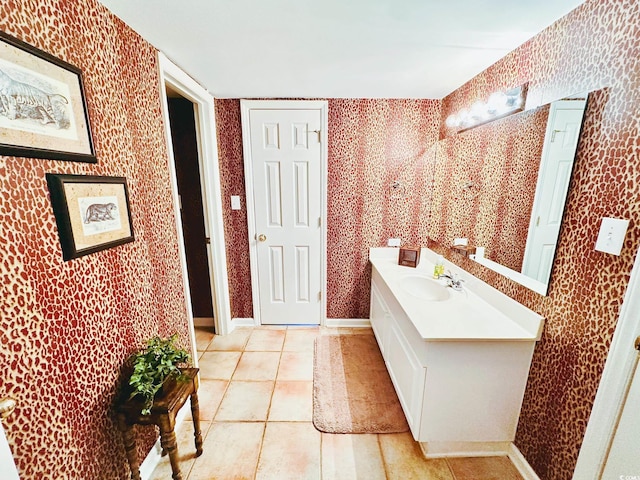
[149,326,524,480]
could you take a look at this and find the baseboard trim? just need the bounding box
[417,441,539,480]
[420,441,510,458]
[139,398,191,480]
[193,317,214,327]
[228,318,371,330]
[325,318,371,328]
[508,443,541,480]
[139,439,163,480]
[231,317,256,329]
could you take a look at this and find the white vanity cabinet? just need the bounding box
[369,253,543,458]
[371,281,427,433]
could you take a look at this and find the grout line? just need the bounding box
[251,421,268,480]
[376,434,390,480]
[443,457,458,480]
[263,350,282,423]
[208,378,230,423]
[319,428,324,480]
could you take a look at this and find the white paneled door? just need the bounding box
[0,421,19,480]
[244,104,325,325]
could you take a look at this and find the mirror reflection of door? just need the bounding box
[522,98,587,282]
[167,94,215,327]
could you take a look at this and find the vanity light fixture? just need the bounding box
[445,83,528,133]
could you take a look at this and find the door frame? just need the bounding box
[158,52,232,342]
[573,244,640,478]
[240,99,328,326]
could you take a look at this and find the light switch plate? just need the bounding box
[595,217,629,255]
[387,238,401,247]
[231,195,241,210]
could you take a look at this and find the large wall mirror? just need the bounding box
[429,91,590,295]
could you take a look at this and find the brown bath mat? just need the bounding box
[313,333,409,434]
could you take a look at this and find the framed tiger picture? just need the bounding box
[0,30,96,163]
[46,174,134,261]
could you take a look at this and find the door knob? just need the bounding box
[258,234,267,242]
[0,397,16,419]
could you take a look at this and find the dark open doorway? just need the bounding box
[165,88,214,327]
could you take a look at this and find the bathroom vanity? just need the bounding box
[369,248,544,458]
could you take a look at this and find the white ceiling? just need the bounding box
[97,0,585,99]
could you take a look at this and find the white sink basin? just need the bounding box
[398,275,451,302]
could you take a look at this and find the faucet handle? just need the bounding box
[441,271,464,290]
[441,270,456,280]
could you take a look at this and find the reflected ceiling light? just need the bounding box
[445,84,528,133]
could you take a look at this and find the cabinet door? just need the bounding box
[369,284,390,356]
[386,320,427,439]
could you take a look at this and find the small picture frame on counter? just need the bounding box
[398,246,421,268]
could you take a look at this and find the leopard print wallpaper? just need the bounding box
[214,99,253,319]
[1,1,190,479]
[215,98,441,320]
[214,1,640,478]
[430,104,549,272]
[326,99,441,318]
[2,0,638,479]
[436,1,640,478]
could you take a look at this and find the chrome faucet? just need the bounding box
[439,271,465,291]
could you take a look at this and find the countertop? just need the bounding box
[370,248,544,342]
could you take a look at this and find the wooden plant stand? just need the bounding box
[116,368,202,480]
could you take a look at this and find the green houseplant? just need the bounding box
[127,334,191,414]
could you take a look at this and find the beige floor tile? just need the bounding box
[196,379,228,421]
[148,420,211,480]
[198,351,241,380]
[321,433,386,480]
[246,329,287,351]
[233,351,281,381]
[268,381,313,421]
[283,328,319,352]
[207,328,252,351]
[194,327,215,351]
[256,422,321,480]
[215,381,274,421]
[379,433,454,480]
[188,422,264,480]
[320,327,344,336]
[277,351,314,381]
[446,456,523,480]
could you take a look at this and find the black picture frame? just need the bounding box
[0,30,96,163]
[46,174,134,260]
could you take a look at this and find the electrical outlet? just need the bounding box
[387,238,401,247]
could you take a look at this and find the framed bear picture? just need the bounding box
[46,174,134,260]
[0,30,96,163]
